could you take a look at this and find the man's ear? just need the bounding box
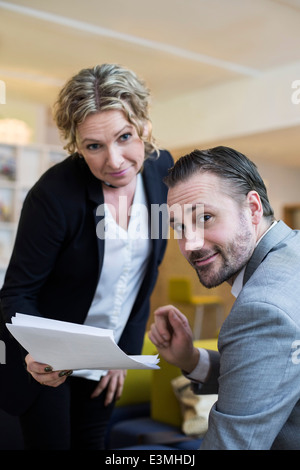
[247,191,263,225]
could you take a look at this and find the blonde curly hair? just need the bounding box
[53,64,158,158]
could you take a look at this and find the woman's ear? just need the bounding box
[142,120,152,139]
[247,191,263,225]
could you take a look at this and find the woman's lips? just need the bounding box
[109,167,129,177]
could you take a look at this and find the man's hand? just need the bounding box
[148,305,199,373]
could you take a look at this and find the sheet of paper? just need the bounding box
[6,313,159,371]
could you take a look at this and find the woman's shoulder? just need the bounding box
[27,155,88,207]
[35,154,86,188]
[144,149,173,173]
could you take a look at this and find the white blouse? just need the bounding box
[73,174,152,380]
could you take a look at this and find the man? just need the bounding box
[149,146,300,450]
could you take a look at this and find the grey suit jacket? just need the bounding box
[195,221,300,450]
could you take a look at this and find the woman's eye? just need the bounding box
[120,133,131,142]
[86,143,100,150]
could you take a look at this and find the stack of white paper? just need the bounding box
[6,313,159,371]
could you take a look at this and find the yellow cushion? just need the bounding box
[116,334,156,407]
[151,338,218,426]
[151,356,182,426]
[193,339,219,350]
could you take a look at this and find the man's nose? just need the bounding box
[184,226,204,252]
[185,237,204,252]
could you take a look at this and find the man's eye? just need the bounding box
[173,223,184,234]
[198,214,211,224]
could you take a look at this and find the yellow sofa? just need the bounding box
[116,335,218,428]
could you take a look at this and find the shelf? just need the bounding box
[0,142,67,286]
[0,144,16,182]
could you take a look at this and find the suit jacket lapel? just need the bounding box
[142,159,163,205]
[141,161,166,258]
[78,158,105,281]
[243,220,292,285]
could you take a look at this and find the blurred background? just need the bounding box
[1,0,300,334]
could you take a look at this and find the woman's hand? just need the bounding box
[91,369,127,405]
[25,354,73,387]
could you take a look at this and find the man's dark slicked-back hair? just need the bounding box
[165,146,274,221]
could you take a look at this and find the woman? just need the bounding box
[0,64,173,449]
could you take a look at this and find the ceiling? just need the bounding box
[0,0,300,165]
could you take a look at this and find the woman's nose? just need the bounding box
[106,147,124,168]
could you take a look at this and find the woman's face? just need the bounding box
[76,110,145,187]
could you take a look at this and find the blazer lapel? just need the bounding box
[141,161,167,257]
[79,158,105,281]
[243,220,292,285]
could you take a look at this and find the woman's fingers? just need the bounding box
[90,370,127,405]
[25,354,72,387]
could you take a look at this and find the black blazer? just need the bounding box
[0,150,173,414]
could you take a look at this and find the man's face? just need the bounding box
[168,172,257,288]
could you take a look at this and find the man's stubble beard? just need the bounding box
[189,225,255,289]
